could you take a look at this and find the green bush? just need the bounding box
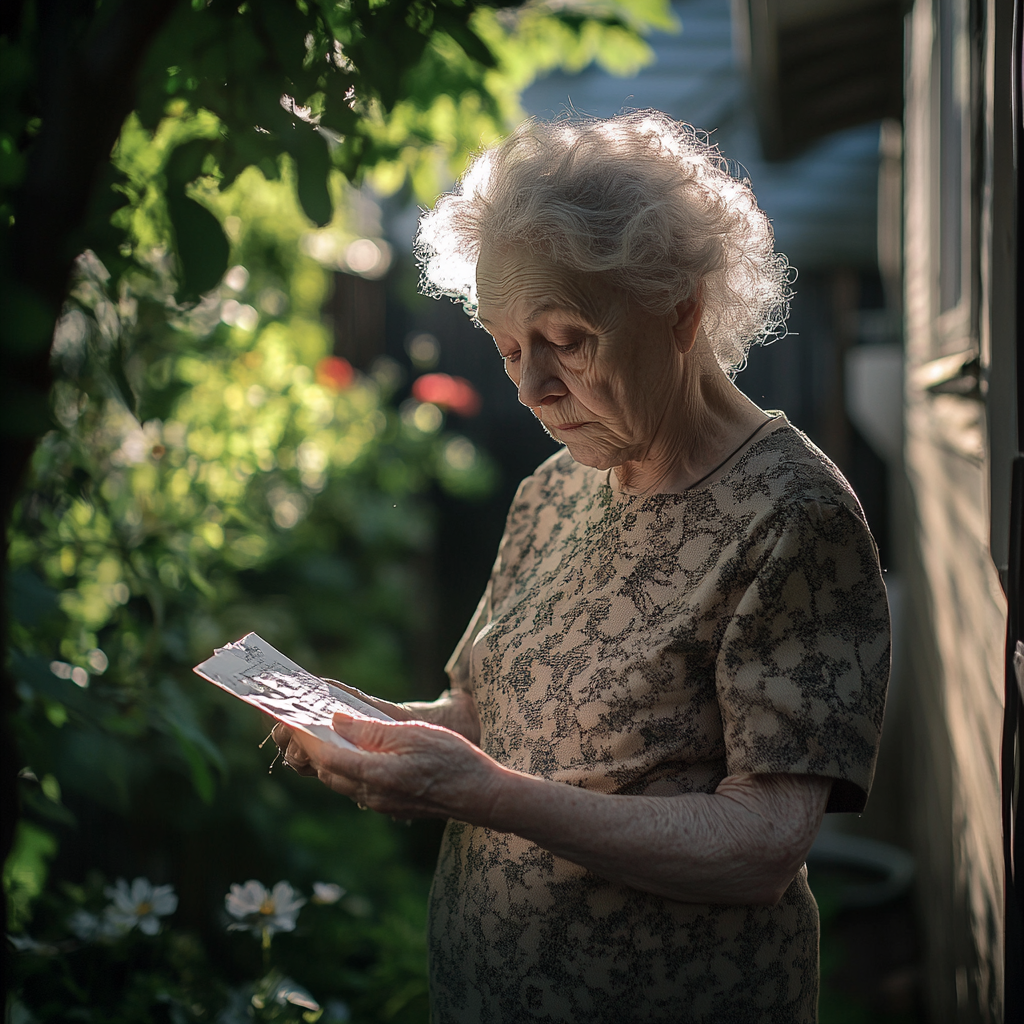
[6,147,489,1022]
[3,3,673,1018]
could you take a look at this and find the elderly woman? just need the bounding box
[276,111,889,1023]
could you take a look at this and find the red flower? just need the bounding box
[411,373,481,417]
[316,356,354,391]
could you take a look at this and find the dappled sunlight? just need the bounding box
[3,2,670,1020]
[11,137,495,714]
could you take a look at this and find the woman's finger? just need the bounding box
[271,722,293,750]
[328,711,457,753]
[286,746,318,776]
[310,712,501,820]
[315,768,366,803]
[267,727,319,776]
[323,678,415,721]
[285,736,309,762]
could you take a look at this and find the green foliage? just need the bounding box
[0,0,669,447]
[3,0,674,1019]
[6,159,478,1018]
[4,820,58,933]
[2,0,668,298]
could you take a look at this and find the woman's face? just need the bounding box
[475,248,697,472]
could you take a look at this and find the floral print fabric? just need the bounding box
[428,417,890,1023]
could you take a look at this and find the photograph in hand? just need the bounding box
[193,632,393,751]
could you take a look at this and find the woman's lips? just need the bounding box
[548,421,587,431]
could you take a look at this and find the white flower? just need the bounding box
[103,877,178,936]
[225,880,305,936]
[311,882,345,905]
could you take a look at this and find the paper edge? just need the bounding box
[192,632,394,751]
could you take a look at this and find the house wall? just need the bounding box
[901,0,1012,1017]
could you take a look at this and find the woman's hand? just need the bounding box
[322,679,422,722]
[292,713,505,821]
[271,722,317,776]
[321,680,482,741]
[275,705,830,906]
[271,681,481,776]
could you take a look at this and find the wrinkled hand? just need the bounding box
[285,713,505,821]
[270,678,420,776]
[271,722,319,776]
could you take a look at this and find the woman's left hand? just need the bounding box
[289,714,505,820]
[281,715,832,907]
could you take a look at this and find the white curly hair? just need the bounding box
[415,110,793,374]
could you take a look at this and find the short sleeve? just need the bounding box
[715,499,890,813]
[444,467,541,693]
[445,584,492,694]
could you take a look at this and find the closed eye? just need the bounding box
[551,332,590,354]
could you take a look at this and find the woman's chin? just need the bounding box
[560,440,624,472]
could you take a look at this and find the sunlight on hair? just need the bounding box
[415,110,794,375]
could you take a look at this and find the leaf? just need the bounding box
[137,378,192,422]
[187,564,216,597]
[165,138,212,188]
[0,131,27,188]
[18,783,77,828]
[166,186,230,301]
[251,0,314,82]
[159,678,226,772]
[107,343,139,414]
[609,0,681,33]
[318,87,359,137]
[77,163,135,288]
[214,129,279,189]
[7,569,61,628]
[347,7,429,110]
[288,127,333,226]
[169,722,217,804]
[433,10,497,68]
[10,653,95,721]
[3,821,58,931]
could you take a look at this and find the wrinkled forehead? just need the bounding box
[475,245,615,327]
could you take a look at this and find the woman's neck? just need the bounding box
[611,348,770,496]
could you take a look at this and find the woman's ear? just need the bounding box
[670,293,703,354]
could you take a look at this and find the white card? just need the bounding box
[193,632,393,751]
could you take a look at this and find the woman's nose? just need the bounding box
[514,347,565,408]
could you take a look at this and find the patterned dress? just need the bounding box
[428,416,890,1023]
